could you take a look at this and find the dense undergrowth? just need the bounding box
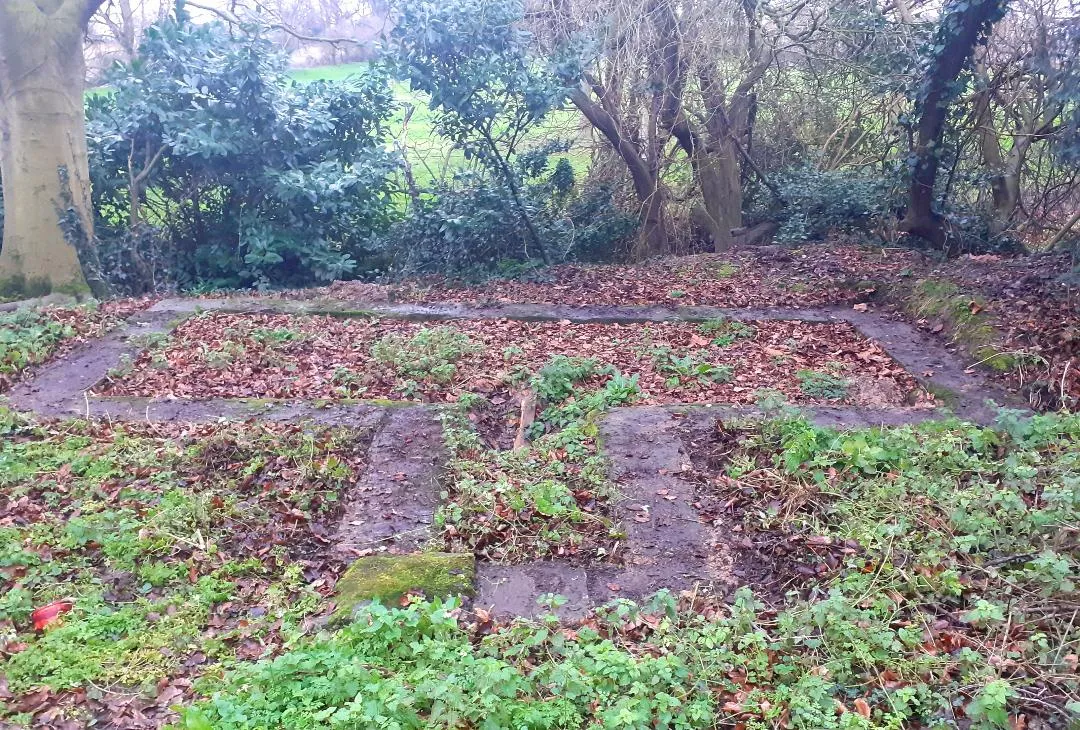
[169,409,1080,730]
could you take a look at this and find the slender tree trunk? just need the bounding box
[570,85,669,259]
[0,0,102,298]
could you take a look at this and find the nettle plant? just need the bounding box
[796,368,851,401]
[0,309,75,378]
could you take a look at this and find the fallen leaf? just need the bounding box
[31,600,73,631]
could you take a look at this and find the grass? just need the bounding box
[86,61,591,188]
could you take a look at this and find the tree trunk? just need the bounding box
[570,84,669,259]
[900,0,1007,253]
[692,140,742,252]
[0,0,101,299]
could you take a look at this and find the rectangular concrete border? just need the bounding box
[4,297,1022,426]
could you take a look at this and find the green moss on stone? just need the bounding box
[974,346,1019,373]
[923,382,961,407]
[334,553,474,620]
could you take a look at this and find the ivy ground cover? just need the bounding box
[99,312,929,406]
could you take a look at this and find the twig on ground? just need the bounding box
[513,389,537,450]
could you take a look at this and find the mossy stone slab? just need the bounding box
[334,552,475,619]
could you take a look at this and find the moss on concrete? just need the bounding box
[334,552,474,620]
[923,381,961,408]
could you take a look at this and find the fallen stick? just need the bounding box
[513,389,537,450]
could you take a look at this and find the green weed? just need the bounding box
[530,355,602,403]
[371,326,479,384]
[697,318,756,347]
[796,369,850,400]
[651,347,733,388]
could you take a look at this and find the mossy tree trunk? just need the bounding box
[0,0,106,299]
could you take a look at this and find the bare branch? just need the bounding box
[184,0,373,48]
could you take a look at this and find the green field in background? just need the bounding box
[87,61,592,187]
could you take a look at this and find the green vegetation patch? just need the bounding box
[334,553,475,619]
[697,317,757,347]
[0,409,370,719]
[795,368,851,400]
[371,325,481,389]
[0,305,125,390]
[176,400,1080,729]
[693,407,1080,726]
[650,346,733,389]
[438,361,640,561]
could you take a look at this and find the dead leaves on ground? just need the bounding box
[102,313,928,407]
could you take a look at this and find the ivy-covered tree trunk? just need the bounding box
[900,0,1009,252]
[0,0,104,299]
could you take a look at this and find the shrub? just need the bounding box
[86,19,397,290]
[772,167,902,244]
[380,169,637,277]
[379,176,533,277]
